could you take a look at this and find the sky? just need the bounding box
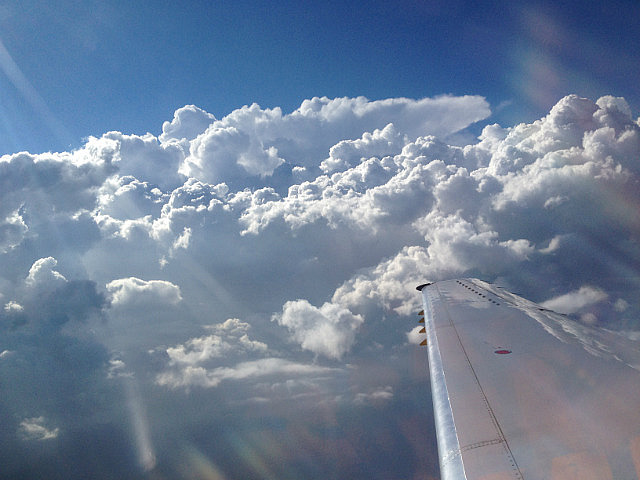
[0,1,639,479]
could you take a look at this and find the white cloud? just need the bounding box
[5,94,636,362]
[0,149,113,221]
[92,132,186,190]
[106,357,131,379]
[0,210,27,253]
[156,357,336,389]
[320,94,640,322]
[2,93,640,476]
[614,298,629,313]
[238,153,439,235]
[541,286,609,314]
[18,416,59,441]
[332,246,432,316]
[96,176,167,221]
[4,300,23,313]
[179,95,490,185]
[25,257,67,290]
[159,104,217,144]
[273,300,364,360]
[353,386,393,405]
[107,277,182,308]
[320,123,406,173]
[166,319,267,366]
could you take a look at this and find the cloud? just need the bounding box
[103,277,185,350]
[238,152,440,235]
[166,319,267,366]
[273,300,364,360]
[155,318,292,390]
[0,259,110,474]
[88,132,186,191]
[332,246,432,317]
[107,277,182,308]
[179,95,490,186]
[159,104,217,144]
[1,93,639,478]
[18,416,59,441]
[25,257,67,290]
[2,257,106,329]
[541,286,608,314]
[96,175,167,222]
[320,123,406,173]
[353,386,393,405]
[321,94,640,326]
[3,93,638,362]
[0,149,114,221]
[0,210,27,253]
[156,357,336,389]
[614,298,629,313]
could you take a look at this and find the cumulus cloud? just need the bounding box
[1,93,640,478]
[0,210,27,253]
[353,386,394,405]
[165,318,267,366]
[4,257,106,329]
[179,95,490,185]
[157,357,335,389]
[238,152,439,236]
[159,104,217,144]
[0,258,109,478]
[332,246,432,317]
[541,286,609,314]
[107,277,182,308]
[25,256,67,290]
[18,416,59,441]
[103,277,185,350]
[155,317,295,390]
[96,175,167,222]
[100,94,638,346]
[320,123,406,173]
[316,94,640,326]
[614,298,629,313]
[4,300,23,313]
[273,300,364,360]
[2,93,639,361]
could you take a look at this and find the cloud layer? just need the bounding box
[1,93,639,478]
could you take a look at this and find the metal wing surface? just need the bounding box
[417,279,640,480]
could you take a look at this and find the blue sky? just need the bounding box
[1,0,638,155]
[1,1,640,479]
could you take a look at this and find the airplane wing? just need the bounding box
[417,278,640,480]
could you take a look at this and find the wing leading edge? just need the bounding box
[418,279,640,480]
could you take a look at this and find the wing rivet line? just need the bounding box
[456,279,501,305]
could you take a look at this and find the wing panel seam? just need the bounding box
[441,438,505,466]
